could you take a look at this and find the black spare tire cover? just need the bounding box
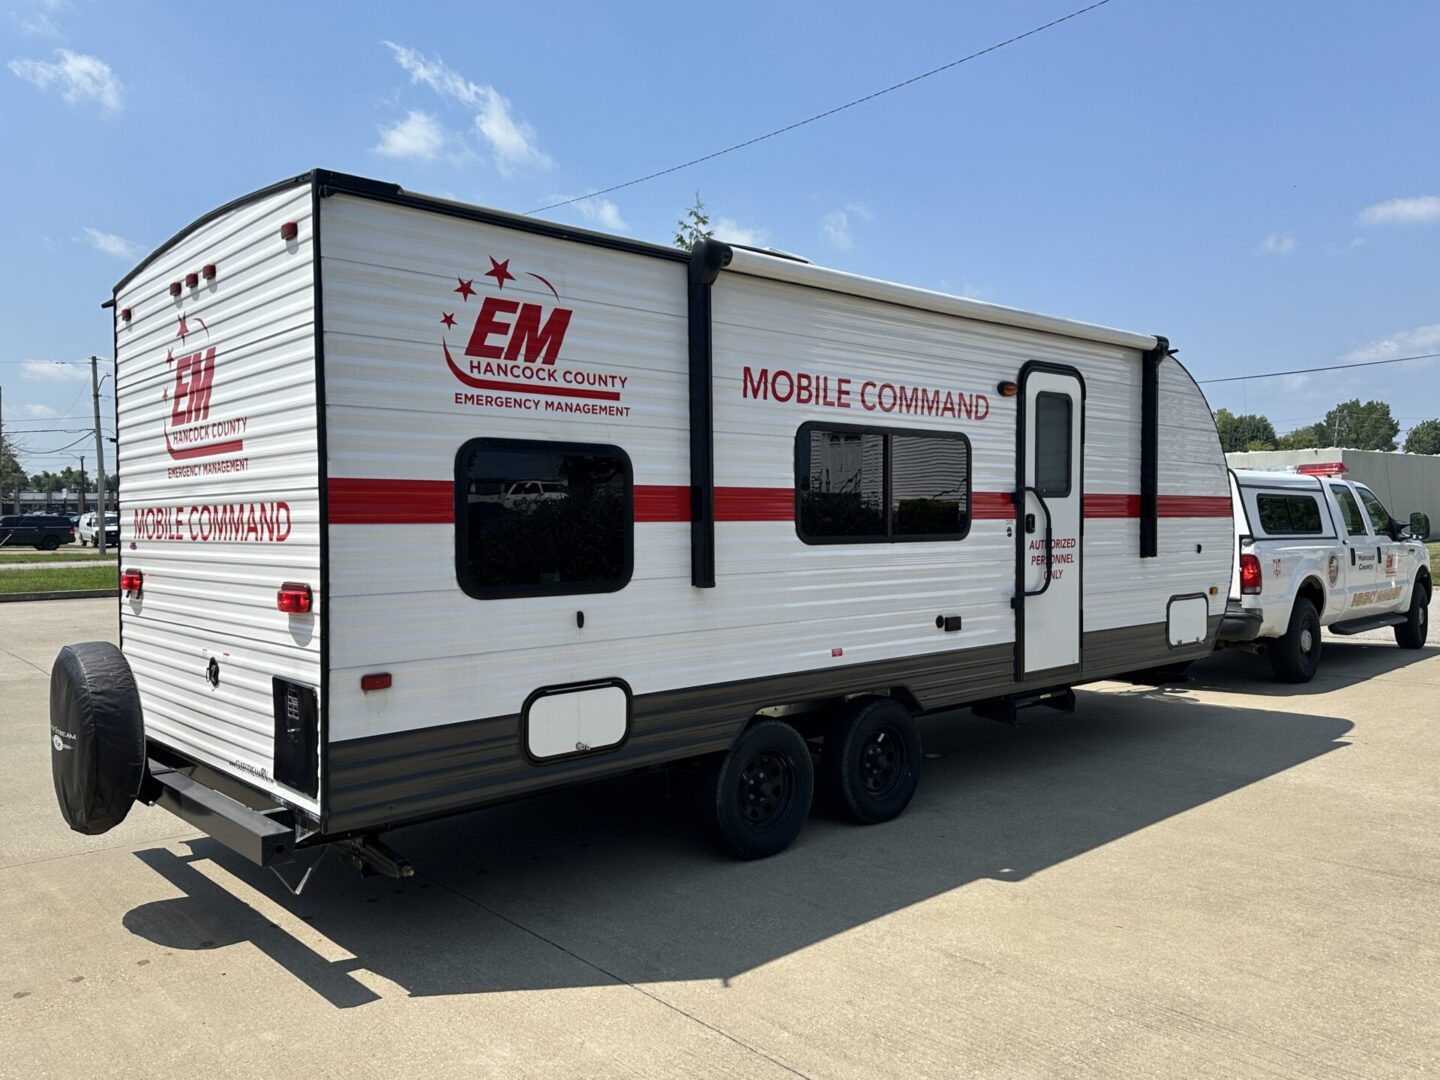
[50,641,145,835]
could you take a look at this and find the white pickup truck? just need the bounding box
[1218,468,1432,681]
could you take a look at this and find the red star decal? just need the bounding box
[176,314,189,341]
[440,312,456,329]
[162,387,169,400]
[484,257,515,290]
[454,278,476,301]
[165,349,174,366]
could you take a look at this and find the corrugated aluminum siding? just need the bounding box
[115,182,322,813]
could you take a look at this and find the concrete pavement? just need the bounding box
[1,599,1437,1078]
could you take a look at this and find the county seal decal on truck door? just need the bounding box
[439,256,631,418]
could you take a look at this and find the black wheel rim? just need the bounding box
[737,749,794,829]
[860,726,905,798]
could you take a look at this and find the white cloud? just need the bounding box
[19,360,88,382]
[81,226,140,260]
[1342,324,1440,365]
[1358,195,1440,226]
[13,0,66,37]
[1259,232,1297,256]
[8,48,122,114]
[383,42,551,174]
[547,195,627,232]
[19,403,59,418]
[710,217,766,247]
[821,202,873,250]
[374,109,447,161]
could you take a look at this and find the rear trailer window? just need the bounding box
[456,438,633,599]
[1255,493,1324,535]
[796,423,970,543]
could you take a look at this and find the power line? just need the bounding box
[1199,351,1440,385]
[528,0,1117,215]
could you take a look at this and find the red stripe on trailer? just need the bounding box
[634,485,690,522]
[971,491,1014,519]
[329,479,453,524]
[716,487,794,521]
[1158,495,1231,517]
[326,481,1232,525]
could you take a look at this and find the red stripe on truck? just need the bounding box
[327,481,1231,525]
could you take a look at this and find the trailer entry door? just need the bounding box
[1016,366,1083,679]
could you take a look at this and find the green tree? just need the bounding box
[1312,399,1400,451]
[1214,408,1277,453]
[673,191,711,252]
[1402,418,1440,455]
[1276,426,1321,450]
[1,433,26,510]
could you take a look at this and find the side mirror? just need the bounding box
[1410,512,1430,541]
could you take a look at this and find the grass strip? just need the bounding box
[0,565,118,595]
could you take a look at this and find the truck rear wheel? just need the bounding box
[699,719,814,860]
[1395,584,1430,650]
[821,697,922,824]
[40,535,60,551]
[1269,598,1321,683]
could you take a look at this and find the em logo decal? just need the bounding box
[162,314,248,472]
[439,255,632,418]
[1327,552,1340,585]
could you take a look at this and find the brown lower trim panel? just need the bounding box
[323,617,1220,836]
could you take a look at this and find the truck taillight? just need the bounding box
[1239,554,1262,595]
[121,569,142,594]
[277,582,312,613]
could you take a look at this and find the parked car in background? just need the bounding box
[1218,468,1431,681]
[0,514,77,551]
[77,511,120,548]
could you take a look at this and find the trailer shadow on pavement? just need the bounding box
[120,687,1355,1009]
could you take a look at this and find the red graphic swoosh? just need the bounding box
[443,339,619,401]
[165,428,244,460]
[527,272,559,301]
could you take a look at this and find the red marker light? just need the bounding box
[184,272,199,288]
[361,673,392,693]
[277,582,312,613]
[998,380,1019,397]
[121,569,143,594]
[280,221,299,241]
[121,307,132,322]
[201,263,217,280]
[168,282,182,297]
[1239,554,1262,595]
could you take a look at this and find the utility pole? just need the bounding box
[79,456,86,515]
[91,355,108,556]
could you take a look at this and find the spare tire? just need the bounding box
[50,641,146,835]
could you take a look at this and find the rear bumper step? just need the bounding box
[143,759,296,867]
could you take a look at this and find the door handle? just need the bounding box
[1025,512,1036,534]
[1350,547,1356,566]
[1022,486,1054,598]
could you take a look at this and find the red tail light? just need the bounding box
[121,569,142,594]
[360,673,392,693]
[277,582,312,613]
[1239,554,1262,595]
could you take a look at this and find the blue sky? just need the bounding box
[2,0,1437,473]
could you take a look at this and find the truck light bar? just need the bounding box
[1295,462,1347,476]
[276,582,312,613]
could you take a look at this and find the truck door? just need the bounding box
[1355,484,1404,610]
[1327,482,1377,614]
[1016,365,1083,680]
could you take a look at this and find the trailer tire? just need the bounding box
[1394,583,1430,650]
[50,641,146,835]
[821,697,922,824]
[699,720,813,860]
[1268,598,1321,683]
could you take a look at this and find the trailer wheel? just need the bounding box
[821,697,922,824]
[1269,598,1321,683]
[1394,584,1430,650]
[50,641,146,835]
[699,719,814,860]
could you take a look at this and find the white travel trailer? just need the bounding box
[49,171,1233,876]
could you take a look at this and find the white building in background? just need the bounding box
[1225,447,1440,525]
